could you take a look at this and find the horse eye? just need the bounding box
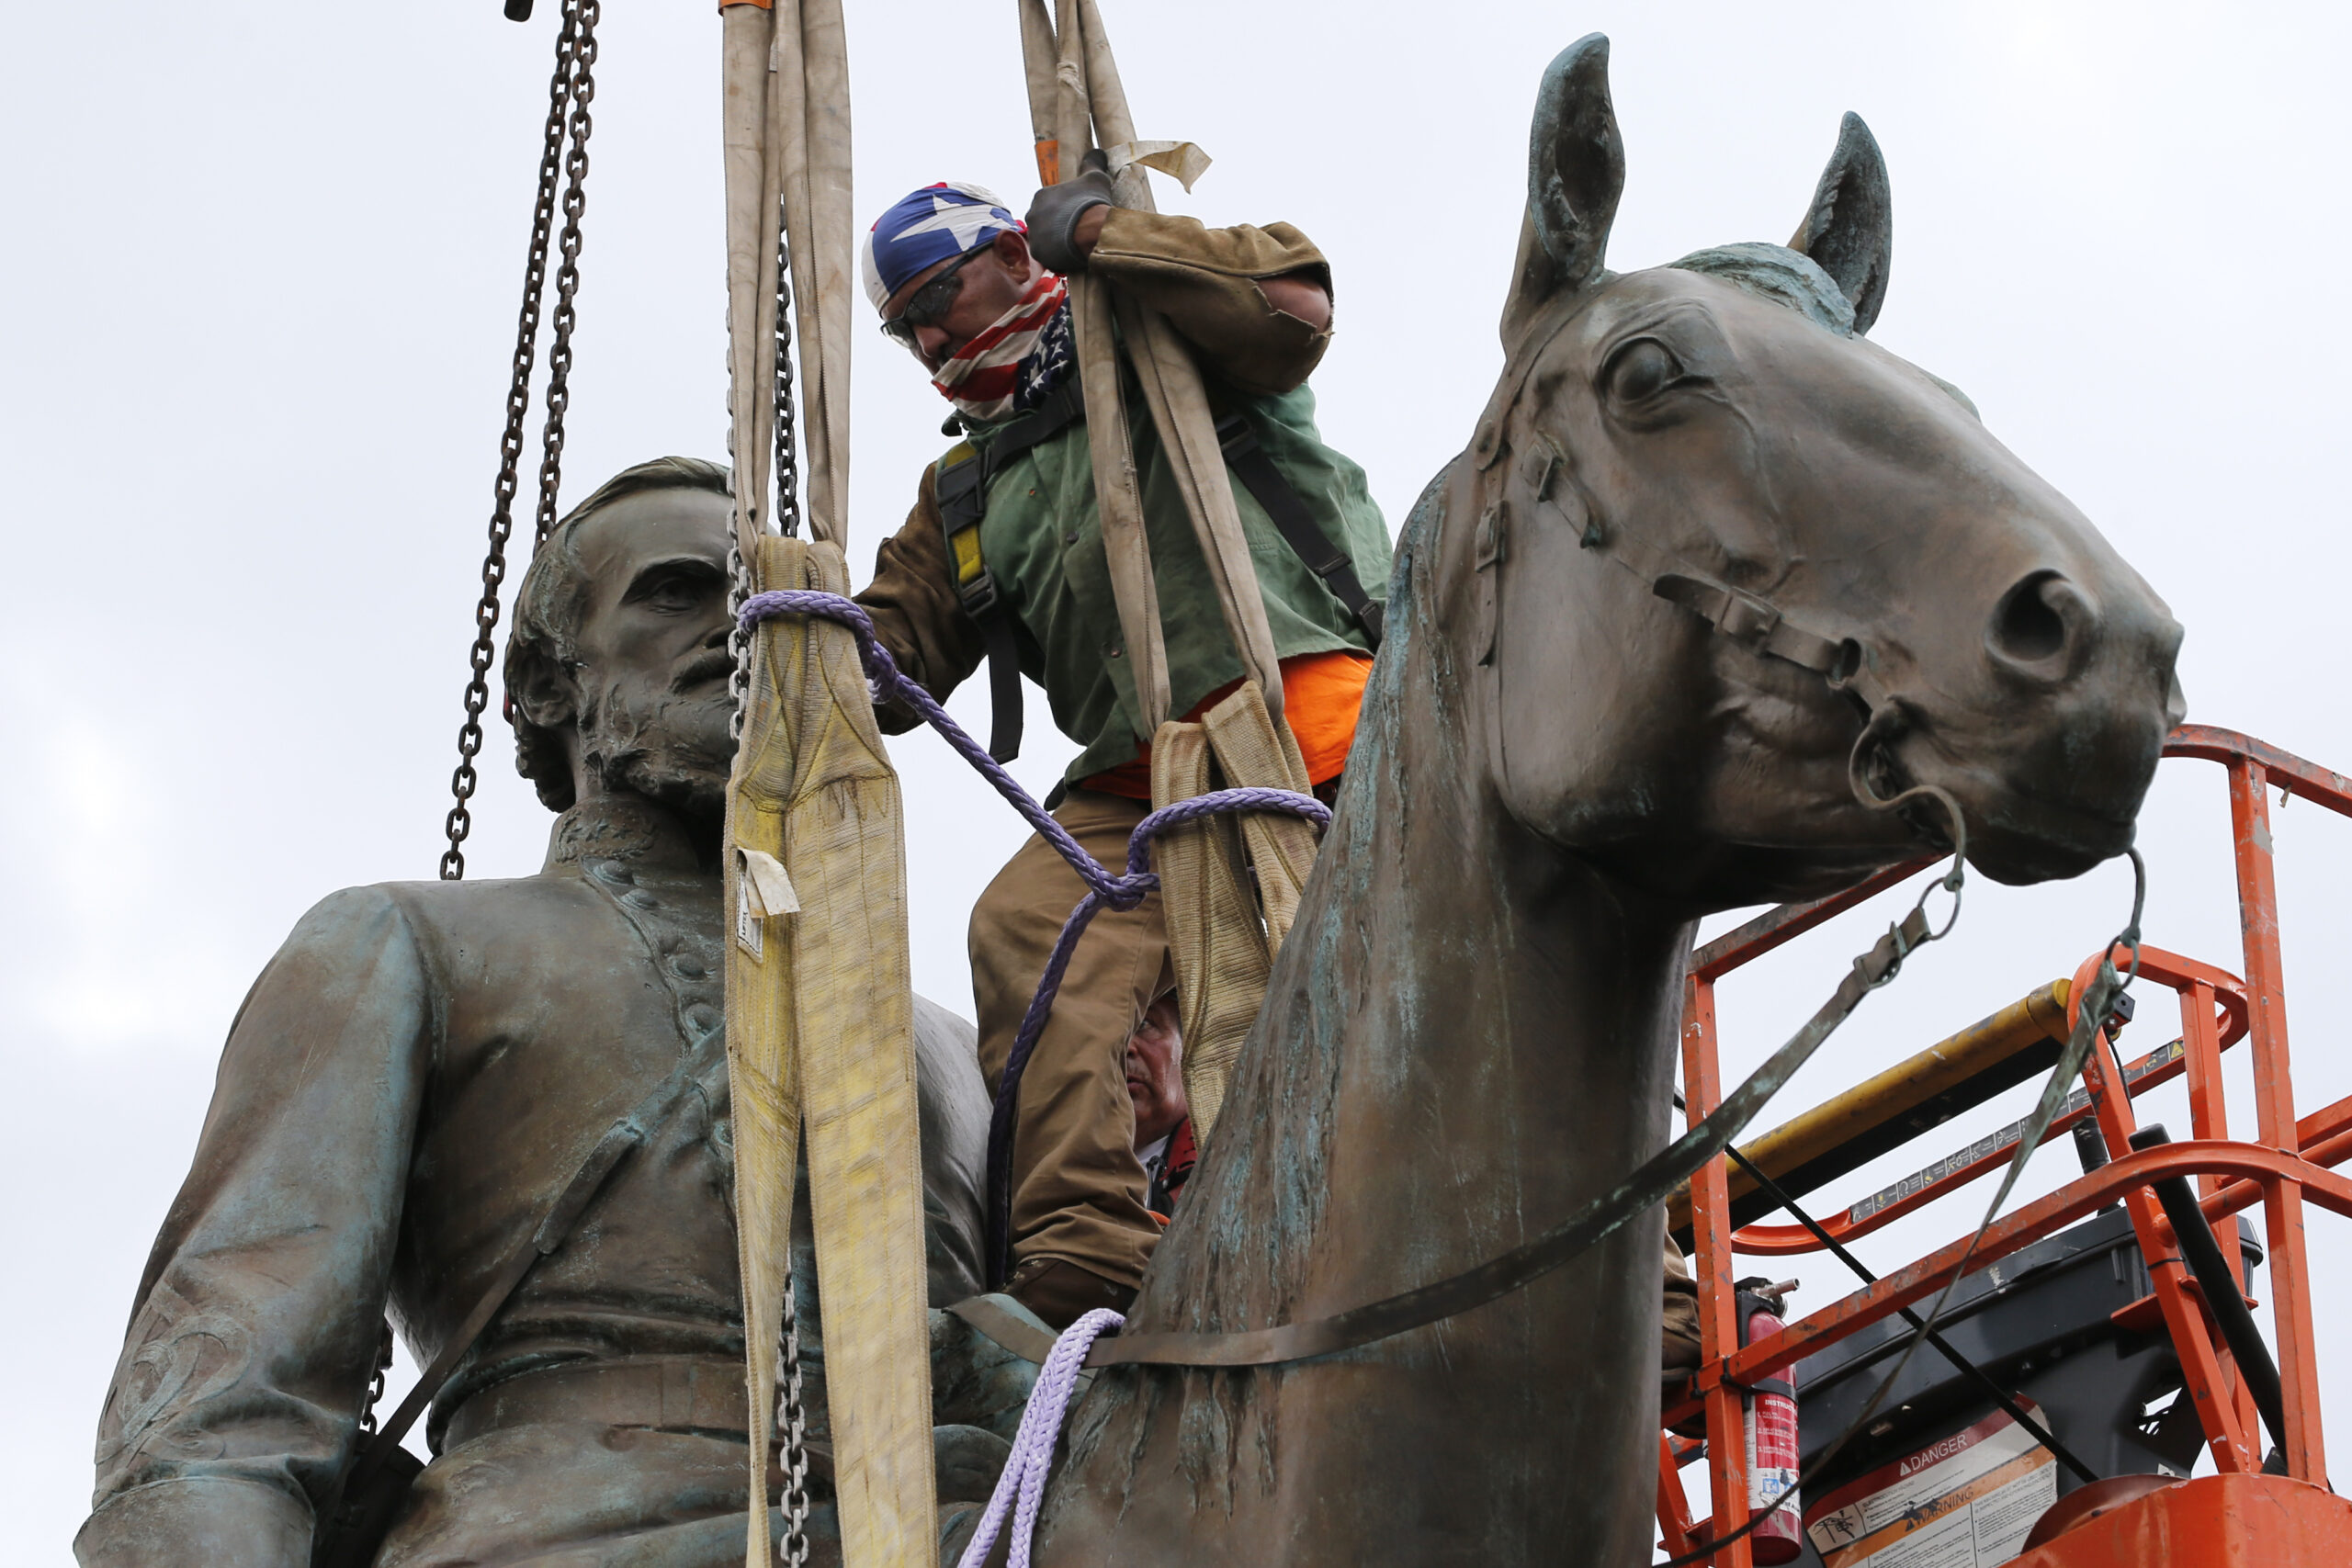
[1604,339,1682,402]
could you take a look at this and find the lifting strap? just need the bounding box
[720,5,934,1566]
[727,538,934,1568]
[1150,683,1319,1140]
[1013,0,1338,1148]
[1022,0,1283,730]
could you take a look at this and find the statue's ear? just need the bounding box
[508,640,578,731]
[1789,112,1893,335]
[1501,33,1624,344]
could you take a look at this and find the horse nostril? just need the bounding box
[1988,571,2074,669]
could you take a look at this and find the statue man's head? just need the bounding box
[503,457,737,834]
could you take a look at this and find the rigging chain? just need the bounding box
[531,0,600,552]
[772,190,803,542]
[730,191,803,736]
[775,1269,813,1567]
[739,197,814,1562]
[441,0,600,879]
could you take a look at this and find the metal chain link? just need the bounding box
[729,194,802,738]
[531,0,600,551]
[771,194,802,543]
[440,0,594,879]
[357,1323,395,1437]
[762,190,818,1561]
[775,1270,813,1565]
[728,524,753,741]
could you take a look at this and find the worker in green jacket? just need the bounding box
[853,172,1391,1328]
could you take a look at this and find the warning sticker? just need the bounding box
[1804,1400,2057,1567]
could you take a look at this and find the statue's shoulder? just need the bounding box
[285,869,604,956]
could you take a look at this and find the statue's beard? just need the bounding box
[575,677,737,830]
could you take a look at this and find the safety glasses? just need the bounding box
[878,244,990,348]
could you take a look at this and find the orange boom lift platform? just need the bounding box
[1657,726,2352,1566]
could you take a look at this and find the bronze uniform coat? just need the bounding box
[78,798,999,1567]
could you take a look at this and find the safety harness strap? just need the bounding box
[1216,412,1385,649]
[935,379,1088,761]
[979,616,1025,765]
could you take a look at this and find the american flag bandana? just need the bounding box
[930,273,1075,425]
[861,181,1024,311]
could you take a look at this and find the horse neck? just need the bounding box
[1155,512,1694,1327]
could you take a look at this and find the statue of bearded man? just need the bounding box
[77,458,1027,1568]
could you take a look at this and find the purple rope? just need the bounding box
[742,591,1129,899]
[953,1306,1125,1568]
[741,592,1332,1285]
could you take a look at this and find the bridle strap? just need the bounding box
[1081,905,1936,1369]
[1506,434,1895,716]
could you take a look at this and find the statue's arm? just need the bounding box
[75,886,434,1568]
[855,460,989,734]
[1085,206,1336,397]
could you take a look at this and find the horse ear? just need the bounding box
[1502,33,1624,343]
[1789,112,1893,334]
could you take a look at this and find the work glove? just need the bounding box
[1024,150,1114,276]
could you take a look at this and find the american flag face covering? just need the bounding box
[930,273,1074,425]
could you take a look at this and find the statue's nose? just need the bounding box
[1984,570,2095,682]
[1982,565,2185,732]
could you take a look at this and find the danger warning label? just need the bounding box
[1803,1400,2058,1567]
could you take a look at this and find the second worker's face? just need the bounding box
[1125,996,1189,1150]
[564,486,740,823]
[883,231,1042,373]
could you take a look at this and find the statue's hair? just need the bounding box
[502,456,734,811]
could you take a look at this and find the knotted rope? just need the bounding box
[738,590,1330,1284]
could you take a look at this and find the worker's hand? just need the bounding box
[1025,150,1115,275]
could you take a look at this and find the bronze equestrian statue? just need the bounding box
[82,29,2188,1568]
[76,461,1028,1567]
[996,32,2184,1568]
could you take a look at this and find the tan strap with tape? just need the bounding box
[728,539,937,1567]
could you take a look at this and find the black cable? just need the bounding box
[1662,870,2146,1562]
[1667,1087,2097,1483]
[1717,1140,2100,1484]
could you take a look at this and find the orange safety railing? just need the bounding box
[1657,726,2352,1564]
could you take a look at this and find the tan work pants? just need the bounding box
[970,789,1167,1294]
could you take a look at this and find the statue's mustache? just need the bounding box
[583,682,733,770]
[673,649,736,692]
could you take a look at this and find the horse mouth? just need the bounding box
[1864,720,2149,885]
[1966,793,2139,884]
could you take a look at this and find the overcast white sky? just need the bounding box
[5,1,2349,1561]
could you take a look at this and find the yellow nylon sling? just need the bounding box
[726,536,934,1568]
[720,3,934,1563]
[1017,0,1329,1135]
[1148,686,1320,1138]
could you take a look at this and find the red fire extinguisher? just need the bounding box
[1737,1280,1803,1565]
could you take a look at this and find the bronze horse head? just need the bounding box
[1463,41,2183,896]
[1016,32,2185,1567]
